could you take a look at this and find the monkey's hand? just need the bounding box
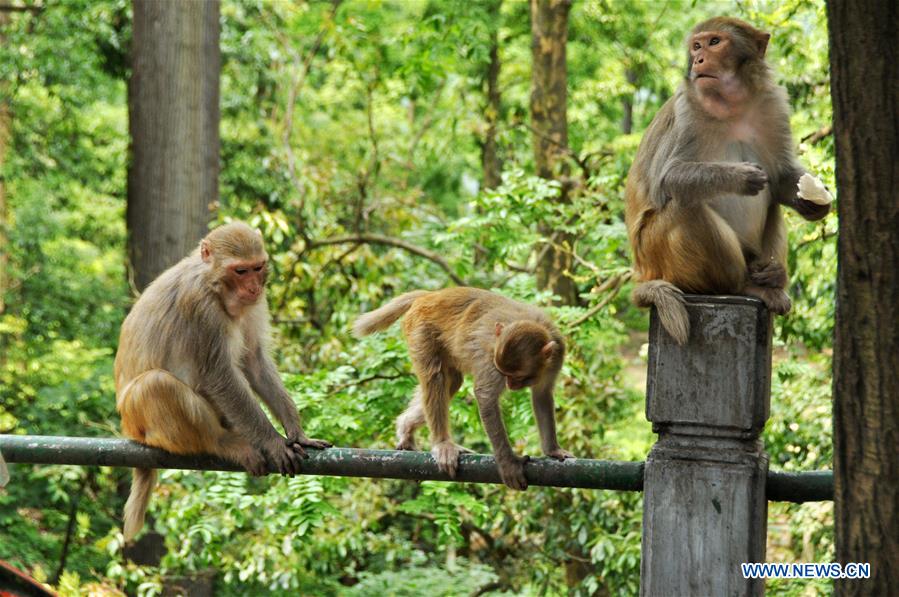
[234,446,269,477]
[497,454,529,490]
[797,173,833,205]
[544,447,574,461]
[732,162,768,195]
[749,260,788,289]
[263,436,305,476]
[287,431,332,454]
[794,173,832,220]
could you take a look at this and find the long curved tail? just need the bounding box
[353,291,430,337]
[123,467,157,542]
[632,280,689,345]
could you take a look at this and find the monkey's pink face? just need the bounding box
[225,258,268,305]
[689,31,735,88]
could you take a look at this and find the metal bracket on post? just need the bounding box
[640,295,772,597]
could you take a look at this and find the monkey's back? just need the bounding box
[401,287,560,373]
[114,253,211,401]
[624,94,679,280]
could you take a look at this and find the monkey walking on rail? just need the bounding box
[354,287,573,491]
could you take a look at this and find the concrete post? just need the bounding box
[640,296,771,597]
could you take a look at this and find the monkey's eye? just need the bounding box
[709,37,720,45]
[693,42,701,50]
[253,266,264,272]
[235,268,248,275]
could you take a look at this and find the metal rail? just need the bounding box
[0,435,644,491]
[0,435,833,500]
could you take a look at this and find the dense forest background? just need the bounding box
[0,1,837,595]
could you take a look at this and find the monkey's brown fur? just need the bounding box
[354,287,572,490]
[625,17,830,343]
[115,222,330,541]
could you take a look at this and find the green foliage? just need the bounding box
[345,556,500,597]
[1,0,835,595]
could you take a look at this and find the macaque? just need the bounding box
[625,17,832,344]
[115,222,330,541]
[353,287,572,490]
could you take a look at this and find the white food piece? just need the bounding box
[797,173,833,205]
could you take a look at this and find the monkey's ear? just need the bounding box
[755,31,770,57]
[495,322,504,337]
[541,341,558,359]
[200,240,212,263]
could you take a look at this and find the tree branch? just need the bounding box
[328,372,411,392]
[309,233,467,286]
[566,271,632,329]
[0,4,44,13]
[800,125,833,146]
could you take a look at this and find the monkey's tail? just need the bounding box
[123,467,157,542]
[632,280,690,345]
[353,290,430,337]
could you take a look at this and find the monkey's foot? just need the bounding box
[749,260,788,289]
[235,447,268,477]
[395,436,417,451]
[745,285,791,315]
[544,448,574,461]
[431,441,467,478]
[497,455,529,491]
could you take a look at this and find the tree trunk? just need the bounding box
[827,1,899,593]
[530,0,577,306]
[128,0,220,291]
[481,0,503,191]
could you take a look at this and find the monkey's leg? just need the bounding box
[443,370,473,455]
[119,369,266,475]
[422,371,460,477]
[745,204,792,314]
[395,386,425,450]
[407,331,468,475]
[474,376,528,491]
[633,204,747,343]
[647,204,747,294]
[421,369,469,477]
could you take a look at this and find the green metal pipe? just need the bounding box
[0,435,644,491]
[766,469,834,502]
[0,435,833,500]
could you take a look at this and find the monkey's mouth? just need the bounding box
[695,74,717,79]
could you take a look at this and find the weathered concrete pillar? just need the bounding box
[641,296,771,597]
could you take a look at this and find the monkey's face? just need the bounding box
[494,363,538,390]
[493,322,560,390]
[224,258,268,305]
[493,329,544,390]
[688,31,739,90]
